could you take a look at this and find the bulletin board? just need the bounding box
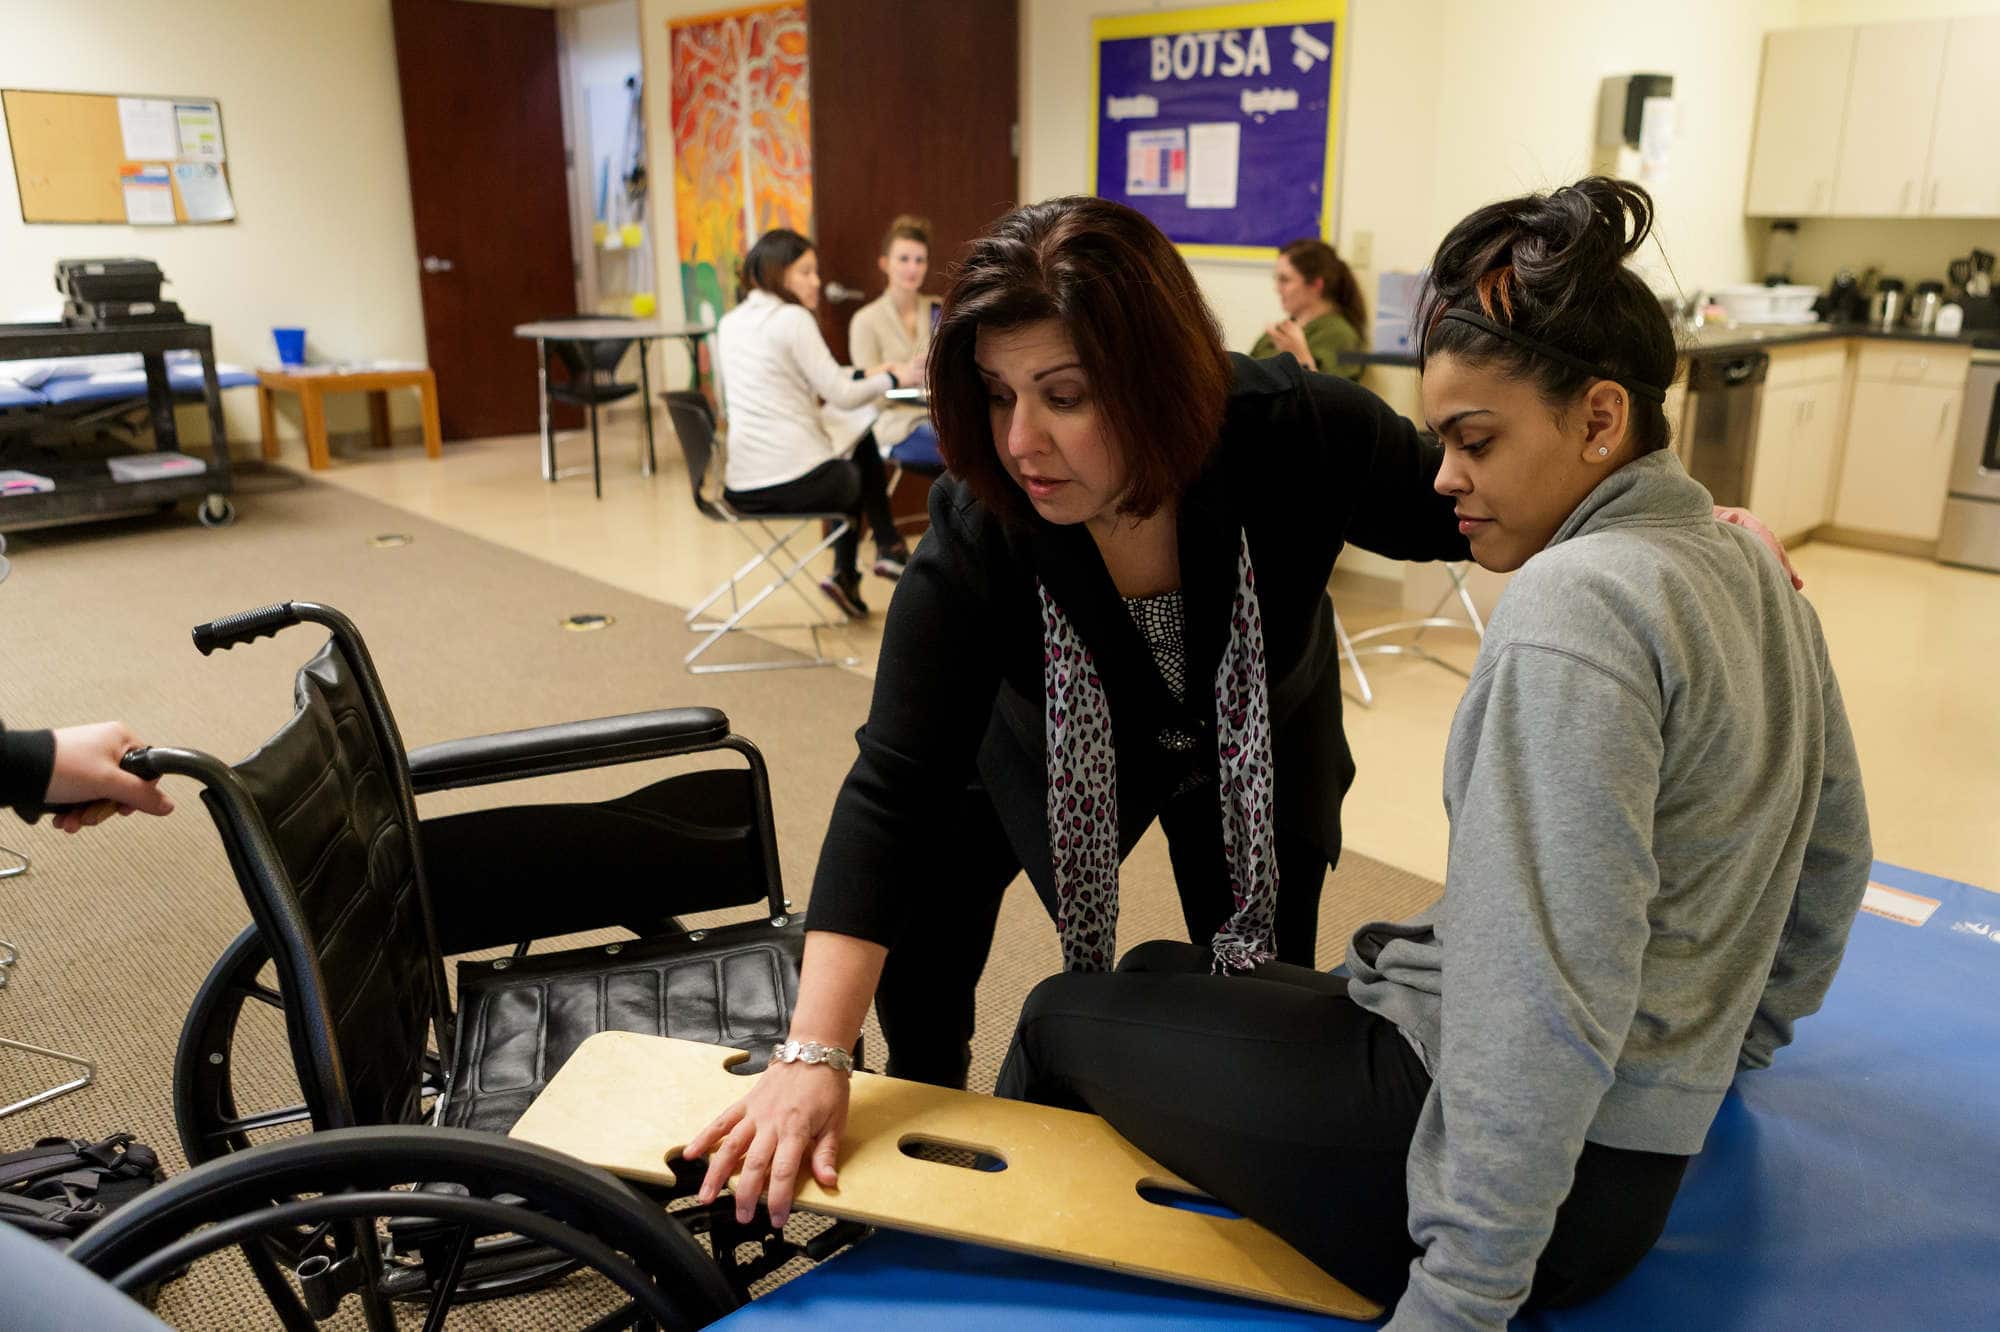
[2,88,234,225]
[1090,0,1344,260]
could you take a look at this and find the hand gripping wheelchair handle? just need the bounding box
[192,602,301,656]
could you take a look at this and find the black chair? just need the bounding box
[664,390,858,674]
[134,600,822,1312]
[541,316,654,498]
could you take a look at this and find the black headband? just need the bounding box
[1432,307,1667,404]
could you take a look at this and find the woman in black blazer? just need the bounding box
[683,195,1476,1225]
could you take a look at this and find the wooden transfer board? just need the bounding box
[509,1033,1379,1319]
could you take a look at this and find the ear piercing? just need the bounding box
[1598,446,1609,456]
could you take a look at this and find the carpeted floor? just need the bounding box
[0,472,1441,1326]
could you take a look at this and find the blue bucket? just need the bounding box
[272,327,306,365]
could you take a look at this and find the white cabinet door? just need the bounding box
[1834,380,1962,540]
[1923,16,2000,217]
[1748,383,1802,539]
[1787,380,1846,535]
[1832,21,1948,217]
[1745,26,1855,217]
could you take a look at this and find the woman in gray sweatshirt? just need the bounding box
[998,178,1871,1329]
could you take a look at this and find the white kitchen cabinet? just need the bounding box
[1921,16,2000,217]
[1831,21,1948,217]
[1788,377,1847,534]
[1833,378,1964,541]
[1749,383,1807,538]
[1744,26,1855,217]
[1747,363,1848,542]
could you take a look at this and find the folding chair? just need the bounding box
[664,390,860,674]
[1340,561,1487,707]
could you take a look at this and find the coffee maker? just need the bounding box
[1817,269,1868,326]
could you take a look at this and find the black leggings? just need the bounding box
[723,432,900,577]
[874,782,1330,1090]
[997,940,1688,1311]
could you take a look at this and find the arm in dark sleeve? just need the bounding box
[1299,370,1468,562]
[1739,648,1872,1070]
[804,488,1008,946]
[1,719,57,815]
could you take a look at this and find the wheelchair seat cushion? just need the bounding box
[443,918,802,1135]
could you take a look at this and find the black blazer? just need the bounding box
[809,353,1467,946]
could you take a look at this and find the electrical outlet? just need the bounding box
[1349,230,1374,268]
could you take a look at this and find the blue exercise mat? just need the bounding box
[717,863,2000,1329]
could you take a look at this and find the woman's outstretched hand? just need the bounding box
[681,1058,850,1228]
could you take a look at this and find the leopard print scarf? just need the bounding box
[1040,530,1278,974]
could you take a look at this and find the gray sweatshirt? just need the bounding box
[1345,450,1871,1330]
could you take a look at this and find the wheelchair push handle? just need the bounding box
[120,747,161,782]
[193,602,301,655]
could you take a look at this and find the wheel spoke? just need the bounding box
[233,980,284,1009]
[419,1225,475,1332]
[206,1103,312,1139]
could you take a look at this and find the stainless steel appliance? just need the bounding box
[1937,350,2000,572]
[1679,351,1769,506]
[1871,278,1905,331]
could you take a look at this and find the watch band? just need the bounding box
[770,1038,854,1073]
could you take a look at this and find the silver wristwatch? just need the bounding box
[770,1038,854,1073]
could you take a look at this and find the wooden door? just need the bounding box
[805,0,1019,364]
[1922,16,2000,217]
[1831,20,1947,218]
[391,0,577,440]
[1745,26,1854,218]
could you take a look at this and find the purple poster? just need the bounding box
[1094,15,1339,251]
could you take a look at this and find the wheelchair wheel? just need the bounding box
[173,925,314,1168]
[173,926,575,1303]
[69,1126,741,1332]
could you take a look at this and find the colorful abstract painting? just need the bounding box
[670,2,813,331]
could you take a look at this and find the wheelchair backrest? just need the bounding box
[213,635,448,1131]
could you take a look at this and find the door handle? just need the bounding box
[422,256,455,274]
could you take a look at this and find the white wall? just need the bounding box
[0,0,427,452]
[1025,0,1796,349]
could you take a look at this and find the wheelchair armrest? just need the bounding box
[407,708,732,793]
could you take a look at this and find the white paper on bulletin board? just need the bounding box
[117,97,178,160]
[175,99,225,161]
[1187,122,1241,209]
[174,161,234,221]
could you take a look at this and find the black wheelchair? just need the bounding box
[118,600,857,1328]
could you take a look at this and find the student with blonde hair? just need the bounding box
[848,214,942,469]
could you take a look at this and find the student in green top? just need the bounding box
[1251,238,1366,381]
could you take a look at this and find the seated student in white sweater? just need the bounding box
[996,179,1870,1329]
[718,229,923,617]
[848,214,942,469]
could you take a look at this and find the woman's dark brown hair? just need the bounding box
[929,196,1233,523]
[1415,177,1679,454]
[738,228,813,305]
[1280,238,1367,333]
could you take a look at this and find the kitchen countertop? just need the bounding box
[1340,322,2000,369]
